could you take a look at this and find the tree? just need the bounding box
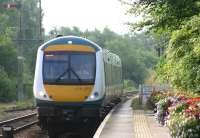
[124,0,200,93]
[0,0,18,101]
[123,0,200,33]
[0,0,42,102]
[0,67,16,102]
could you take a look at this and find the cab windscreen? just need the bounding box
[43,51,96,85]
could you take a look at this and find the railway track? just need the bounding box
[4,107,36,113]
[0,112,38,138]
[0,91,136,138]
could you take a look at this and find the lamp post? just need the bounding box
[16,0,24,101]
[38,0,43,44]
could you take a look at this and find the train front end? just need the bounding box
[33,36,105,128]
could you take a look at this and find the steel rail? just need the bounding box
[14,120,38,132]
[0,120,38,138]
[4,107,36,113]
[0,112,38,138]
[0,112,37,126]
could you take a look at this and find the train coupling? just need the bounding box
[62,110,75,121]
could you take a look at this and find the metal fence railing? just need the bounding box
[139,84,172,105]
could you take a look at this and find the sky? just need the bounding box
[42,0,134,34]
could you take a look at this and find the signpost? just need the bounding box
[139,84,171,106]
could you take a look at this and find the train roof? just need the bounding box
[39,36,101,51]
[103,49,122,67]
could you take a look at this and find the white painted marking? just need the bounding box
[93,104,119,138]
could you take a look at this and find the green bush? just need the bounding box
[0,66,16,102]
[124,80,136,91]
[156,15,200,94]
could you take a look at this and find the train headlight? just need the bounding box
[89,92,99,99]
[39,91,47,98]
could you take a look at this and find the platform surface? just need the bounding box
[99,99,134,138]
[98,98,171,138]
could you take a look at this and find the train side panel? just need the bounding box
[103,50,123,105]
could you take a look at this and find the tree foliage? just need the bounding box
[0,0,41,102]
[0,67,16,102]
[125,0,200,94]
[125,0,200,33]
[158,15,200,93]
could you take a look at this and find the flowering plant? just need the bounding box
[167,103,200,138]
[150,91,200,137]
[167,111,200,138]
[150,91,165,103]
[154,94,188,125]
[155,97,171,125]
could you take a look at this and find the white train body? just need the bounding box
[33,36,123,127]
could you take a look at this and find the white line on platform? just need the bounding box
[93,104,119,138]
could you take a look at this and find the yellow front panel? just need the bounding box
[44,45,95,52]
[44,85,94,102]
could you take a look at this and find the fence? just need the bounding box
[139,84,172,105]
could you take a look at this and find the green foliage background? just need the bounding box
[125,0,200,94]
[0,0,41,102]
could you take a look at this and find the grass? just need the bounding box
[131,96,143,110]
[0,99,34,110]
[0,110,7,120]
[15,99,35,109]
[131,96,154,110]
[0,99,35,120]
[124,86,137,92]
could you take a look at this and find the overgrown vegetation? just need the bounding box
[123,0,200,94]
[131,95,153,110]
[0,0,42,102]
[124,1,200,136]
[124,80,137,91]
[131,96,143,110]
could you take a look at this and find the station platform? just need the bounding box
[94,98,171,138]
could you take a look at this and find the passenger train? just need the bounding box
[33,36,123,132]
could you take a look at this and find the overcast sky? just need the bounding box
[42,0,134,34]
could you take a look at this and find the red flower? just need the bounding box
[185,109,191,113]
[178,95,187,101]
[186,97,200,104]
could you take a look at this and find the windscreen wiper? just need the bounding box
[55,68,70,82]
[55,67,82,83]
[70,67,82,83]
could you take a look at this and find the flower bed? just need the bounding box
[150,91,200,138]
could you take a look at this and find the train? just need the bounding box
[33,36,123,135]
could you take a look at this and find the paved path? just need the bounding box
[133,110,171,138]
[99,99,134,138]
[96,98,171,138]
